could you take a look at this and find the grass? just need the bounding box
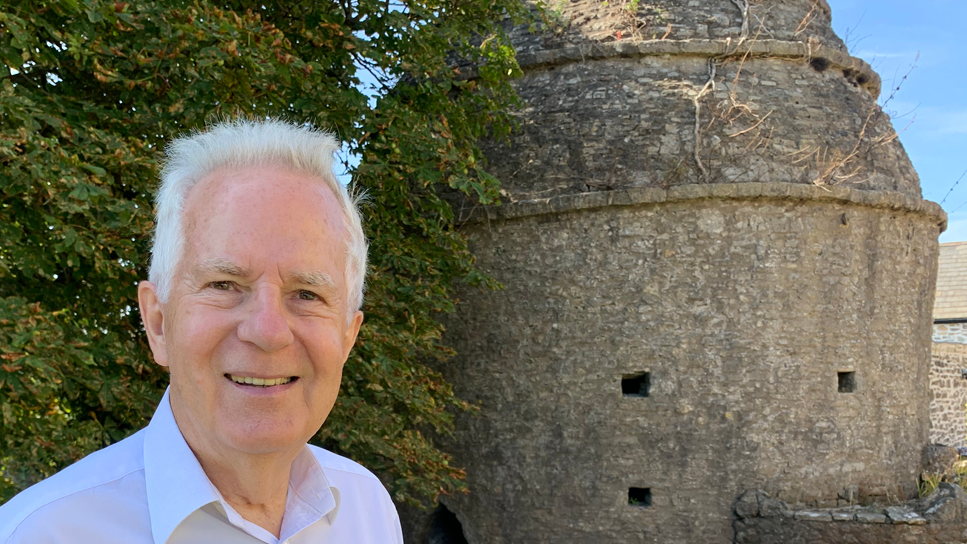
[918,461,967,499]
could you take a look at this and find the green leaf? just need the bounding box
[0,0,529,509]
[81,164,107,178]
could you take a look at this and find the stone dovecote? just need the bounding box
[413,1,947,543]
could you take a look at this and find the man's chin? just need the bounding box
[217,420,310,456]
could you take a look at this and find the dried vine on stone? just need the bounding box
[731,0,751,40]
[693,59,718,182]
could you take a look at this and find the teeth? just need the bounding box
[228,375,293,387]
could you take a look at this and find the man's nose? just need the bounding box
[236,287,295,352]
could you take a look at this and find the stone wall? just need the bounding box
[437,187,941,544]
[478,52,913,200]
[734,486,967,544]
[475,0,919,208]
[417,1,947,543]
[935,323,967,344]
[513,0,845,53]
[930,342,967,449]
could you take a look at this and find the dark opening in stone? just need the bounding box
[838,371,856,393]
[628,487,652,508]
[427,504,469,544]
[622,372,651,397]
[809,57,831,72]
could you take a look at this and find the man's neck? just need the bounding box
[170,400,301,538]
[198,451,295,538]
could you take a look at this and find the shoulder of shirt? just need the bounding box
[307,444,383,482]
[0,429,147,542]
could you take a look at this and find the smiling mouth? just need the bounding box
[226,374,296,387]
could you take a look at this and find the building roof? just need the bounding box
[935,241,967,321]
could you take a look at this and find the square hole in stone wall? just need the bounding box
[838,371,856,393]
[628,487,652,508]
[622,372,650,397]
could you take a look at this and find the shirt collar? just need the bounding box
[143,388,341,544]
[281,445,339,537]
[144,389,222,544]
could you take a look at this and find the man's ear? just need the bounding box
[138,281,169,367]
[342,310,364,360]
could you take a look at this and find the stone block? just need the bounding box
[794,510,832,522]
[922,444,958,477]
[855,511,888,524]
[921,483,967,522]
[735,491,759,519]
[831,508,857,521]
[885,506,926,525]
[759,495,788,518]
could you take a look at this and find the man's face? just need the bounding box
[139,165,363,457]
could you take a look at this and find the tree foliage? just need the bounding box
[0,0,525,506]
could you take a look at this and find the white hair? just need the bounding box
[149,118,368,314]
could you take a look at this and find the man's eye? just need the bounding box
[297,290,318,301]
[210,281,234,291]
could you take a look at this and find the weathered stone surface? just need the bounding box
[411,0,945,543]
[478,53,914,202]
[511,38,882,97]
[855,511,888,524]
[734,516,960,544]
[512,0,845,64]
[733,490,964,543]
[758,494,788,518]
[922,444,959,478]
[435,197,940,543]
[474,0,918,206]
[885,506,926,525]
[921,483,967,522]
[934,323,967,344]
[735,490,760,519]
[794,510,832,522]
[456,183,943,225]
[929,342,967,448]
[830,508,856,521]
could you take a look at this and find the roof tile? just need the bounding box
[934,242,967,320]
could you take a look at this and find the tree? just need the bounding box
[0,0,525,506]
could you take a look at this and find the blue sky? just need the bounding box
[826,0,967,242]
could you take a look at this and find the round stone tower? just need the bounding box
[433,1,946,543]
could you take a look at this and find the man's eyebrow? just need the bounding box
[198,258,249,277]
[292,270,337,290]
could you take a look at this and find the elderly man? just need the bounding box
[0,120,403,543]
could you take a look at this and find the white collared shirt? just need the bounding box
[0,390,403,544]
